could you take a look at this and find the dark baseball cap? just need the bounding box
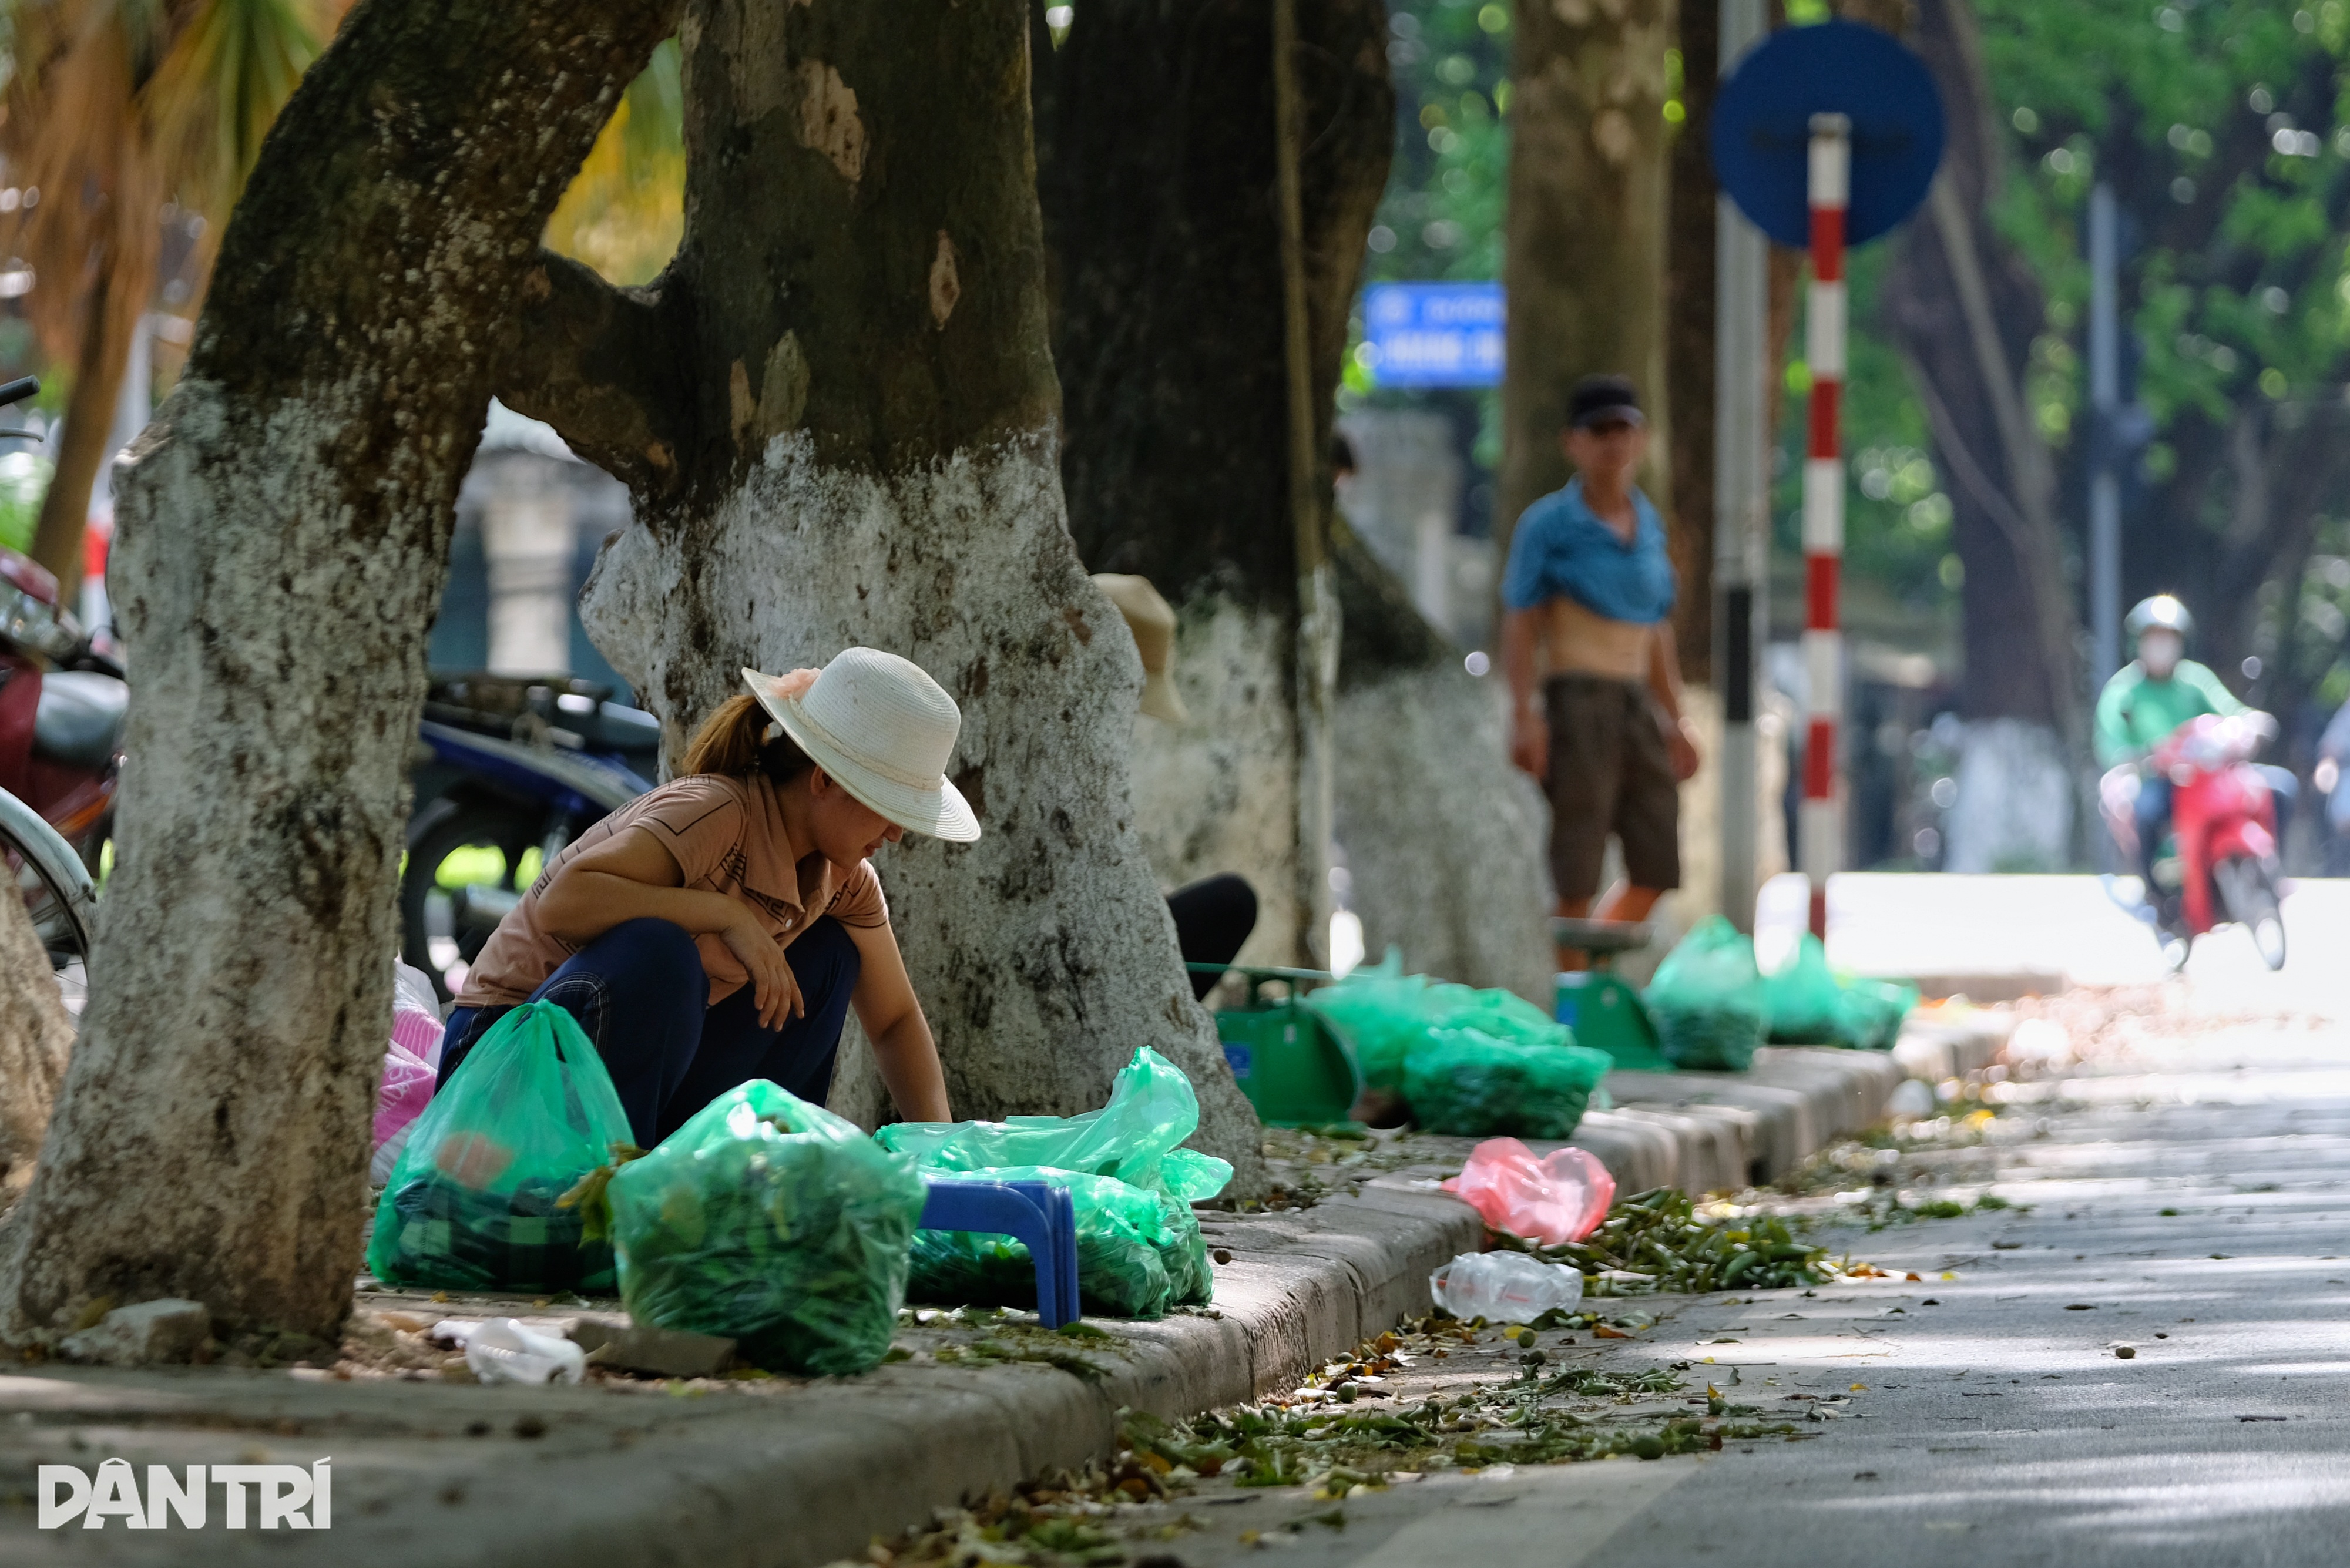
[1568,374,1644,430]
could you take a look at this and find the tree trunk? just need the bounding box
[1882,0,2087,868]
[1665,0,1718,686]
[0,0,672,1348]
[1883,0,2079,736]
[29,246,149,601]
[1498,0,1676,547]
[1039,0,1391,971]
[0,892,71,1207]
[1334,534,1556,999]
[531,0,1263,1186]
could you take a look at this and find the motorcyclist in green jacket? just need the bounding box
[2095,595,2294,882]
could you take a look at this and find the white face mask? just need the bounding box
[2140,629,2184,677]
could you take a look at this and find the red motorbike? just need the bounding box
[0,374,125,981]
[2104,712,2287,972]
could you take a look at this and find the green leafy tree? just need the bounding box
[0,0,330,595]
[1976,0,2350,736]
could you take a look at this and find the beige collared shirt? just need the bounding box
[455,772,889,1010]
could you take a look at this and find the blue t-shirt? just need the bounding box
[1500,477,1676,624]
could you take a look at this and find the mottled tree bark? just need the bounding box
[526,0,1265,1184]
[1038,1,1551,998]
[1498,0,1676,546]
[29,244,149,600]
[0,0,673,1345]
[1665,0,1719,685]
[1039,0,1392,972]
[0,893,71,1207]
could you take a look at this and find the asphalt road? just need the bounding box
[1102,989,2350,1568]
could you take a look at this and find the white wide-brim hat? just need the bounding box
[742,649,981,843]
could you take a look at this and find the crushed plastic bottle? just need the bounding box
[434,1317,586,1385]
[1428,1250,1585,1324]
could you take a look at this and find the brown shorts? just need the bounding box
[1545,674,1681,902]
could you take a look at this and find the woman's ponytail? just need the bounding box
[682,694,814,783]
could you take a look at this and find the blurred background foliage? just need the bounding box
[542,39,683,288]
[8,0,2350,739]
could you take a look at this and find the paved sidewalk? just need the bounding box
[0,1047,1902,1564]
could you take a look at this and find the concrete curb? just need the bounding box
[0,1186,1482,1568]
[0,1049,1910,1566]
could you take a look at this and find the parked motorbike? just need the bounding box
[0,375,123,1003]
[2103,711,2287,972]
[401,670,659,999]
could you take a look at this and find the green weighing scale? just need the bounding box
[1193,963,1366,1126]
[1552,917,1675,1072]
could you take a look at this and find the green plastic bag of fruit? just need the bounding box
[1401,1029,1613,1140]
[1301,951,1572,1087]
[877,1047,1232,1203]
[881,1049,1230,1317]
[906,1166,1213,1319]
[608,1079,928,1375]
[1643,916,1768,1072]
[366,1000,633,1295]
[1759,932,1845,1045]
[1761,933,1916,1049]
[1832,976,1918,1050]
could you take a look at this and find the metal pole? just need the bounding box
[1714,0,1768,933]
[1274,0,1335,966]
[2087,182,2121,683]
[1800,113,1849,941]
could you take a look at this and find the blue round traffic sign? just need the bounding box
[1710,19,1945,249]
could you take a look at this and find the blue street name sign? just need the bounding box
[1710,19,1945,249]
[1362,282,1504,387]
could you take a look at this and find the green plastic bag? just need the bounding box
[1761,934,1917,1049]
[1759,933,1845,1045]
[1832,976,1918,1050]
[1644,916,1768,1072]
[877,1047,1233,1204]
[608,1080,928,1375]
[907,1166,1213,1319]
[1301,952,1572,1088]
[881,1048,1231,1318]
[1401,1028,1613,1140]
[366,1001,633,1295]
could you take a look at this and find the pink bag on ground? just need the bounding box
[1441,1137,1616,1246]
[373,963,448,1183]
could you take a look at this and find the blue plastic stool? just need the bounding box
[918,1178,1083,1329]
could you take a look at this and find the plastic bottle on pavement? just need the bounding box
[1429,1250,1585,1324]
[434,1317,586,1385]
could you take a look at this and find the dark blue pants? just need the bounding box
[435,916,862,1147]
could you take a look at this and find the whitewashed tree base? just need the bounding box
[1124,596,1302,972]
[1946,718,2076,874]
[0,881,73,1207]
[1334,666,1554,1002]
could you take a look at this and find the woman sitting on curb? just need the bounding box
[433,648,975,1146]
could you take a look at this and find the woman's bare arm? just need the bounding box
[846,919,951,1122]
[533,829,805,1028]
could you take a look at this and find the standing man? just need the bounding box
[1500,375,1701,962]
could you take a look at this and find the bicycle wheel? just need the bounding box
[0,808,95,1020]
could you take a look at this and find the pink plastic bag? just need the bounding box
[1441,1137,1616,1246]
[373,963,448,1183]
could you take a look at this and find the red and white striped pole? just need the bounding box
[1801,113,1849,941]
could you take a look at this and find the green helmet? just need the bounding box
[2125,595,2193,642]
